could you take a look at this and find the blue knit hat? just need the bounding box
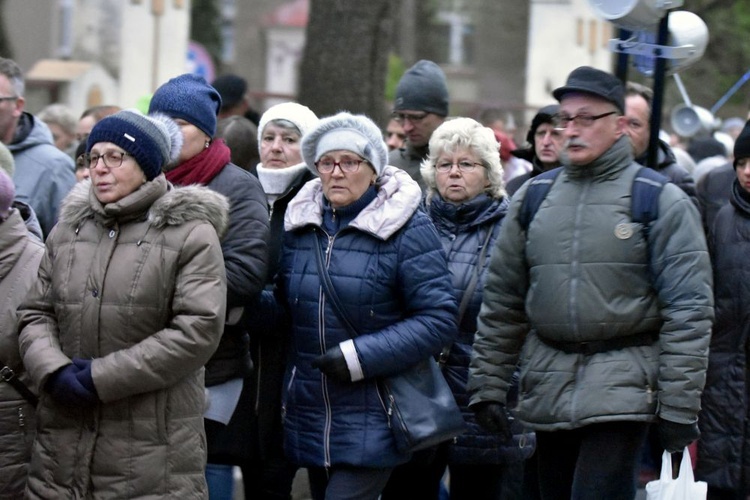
[87,110,183,181]
[149,73,222,137]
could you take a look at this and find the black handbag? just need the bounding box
[312,231,465,454]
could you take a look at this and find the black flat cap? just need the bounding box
[553,66,624,113]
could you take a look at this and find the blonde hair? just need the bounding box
[420,117,506,203]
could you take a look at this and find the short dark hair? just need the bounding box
[625,81,653,112]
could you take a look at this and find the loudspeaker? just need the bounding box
[670,104,718,138]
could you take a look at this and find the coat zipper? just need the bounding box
[319,231,335,467]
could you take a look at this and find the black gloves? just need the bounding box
[45,358,99,407]
[658,418,699,453]
[311,345,351,382]
[472,402,513,441]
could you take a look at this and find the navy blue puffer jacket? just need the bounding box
[278,166,458,468]
[427,194,535,465]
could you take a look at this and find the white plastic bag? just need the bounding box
[645,448,707,500]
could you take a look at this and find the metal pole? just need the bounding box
[647,15,670,170]
[615,28,631,83]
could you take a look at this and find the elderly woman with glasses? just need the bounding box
[274,112,457,500]
[384,118,536,500]
[17,110,229,499]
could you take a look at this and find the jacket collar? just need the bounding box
[284,165,422,240]
[562,135,633,180]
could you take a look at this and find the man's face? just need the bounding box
[624,94,651,158]
[0,74,23,144]
[558,93,625,166]
[533,123,563,168]
[393,110,444,148]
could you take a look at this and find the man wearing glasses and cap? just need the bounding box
[468,66,713,500]
[389,60,449,189]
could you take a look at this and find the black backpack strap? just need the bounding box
[631,167,669,232]
[518,167,563,231]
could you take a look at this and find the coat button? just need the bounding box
[92,289,98,298]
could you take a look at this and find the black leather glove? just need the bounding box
[311,345,351,382]
[658,418,699,453]
[472,402,513,442]
[45,362,98,407]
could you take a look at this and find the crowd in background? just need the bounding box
[0,52,747,500]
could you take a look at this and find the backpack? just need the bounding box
[518,166,669,235]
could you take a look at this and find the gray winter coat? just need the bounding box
[18,176,228,499]
[469,135,714,430]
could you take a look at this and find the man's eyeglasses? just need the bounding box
[315,157,367,174]
[392,112,429,125]
[552,111,618,129]
[85,151,132,169]
[435,161,485,173]
[0,96,18,103]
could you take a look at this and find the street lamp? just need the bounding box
[587,0,709,167]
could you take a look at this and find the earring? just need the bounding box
[204,141,210,149]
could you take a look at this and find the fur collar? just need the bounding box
[59,176,230,238]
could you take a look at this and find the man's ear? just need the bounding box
[11,96,25,118]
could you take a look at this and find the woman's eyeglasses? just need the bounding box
[85,151,133,169]
[435,161,485,173]
[315,158,367,174]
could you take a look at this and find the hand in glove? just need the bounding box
[45,362,98,407]
[72,358,99,400]
[311,345,351,382]
[658,418,699,453]
[472,402,513,441]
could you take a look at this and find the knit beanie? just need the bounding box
[393,60,449,116]
[526,104,560,145]
[257,102,319,146]
[0,141,13,177]
[149,73,222,137]
[87,110,183,181]
[302,112,388,177]
[734,119,750,167]
[212,74,247,110]
[0,169,15,221]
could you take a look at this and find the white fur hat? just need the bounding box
[257,102,319,146]
[301,112,388,177]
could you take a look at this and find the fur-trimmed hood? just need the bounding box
[59,175,230,238]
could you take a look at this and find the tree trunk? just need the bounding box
[0,0,14,58]
[298,0,397,125]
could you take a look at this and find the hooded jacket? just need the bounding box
[0,207,44,498]
[469,135,713,431]
[278,165,457,468]
[635,139,697,206]
[7,113,76,237]
[697,179,750,492]
[17,176,228,499]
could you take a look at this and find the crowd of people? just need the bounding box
[0,52,747,500]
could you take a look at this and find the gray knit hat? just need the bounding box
[393,60,449,116]
[0,169,14,221]
[87,110,183,181]
[302,112,388,177]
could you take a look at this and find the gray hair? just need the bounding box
[0,57,24,97]
[38,103,77,134]
[421,117,506,203]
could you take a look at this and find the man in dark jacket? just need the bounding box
[0,57,76,238]
[625,81,697,205]
[468,66,713,500]
[388,60,449,189]
[506,104,562,197]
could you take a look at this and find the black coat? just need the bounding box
[697,179,750,492]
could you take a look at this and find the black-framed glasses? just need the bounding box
[435,161,485,173]
[552,111,618,129]
[85,151,133,169]
[315,157,367,174]
[0,96,18,103]
[392,112,429,125]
